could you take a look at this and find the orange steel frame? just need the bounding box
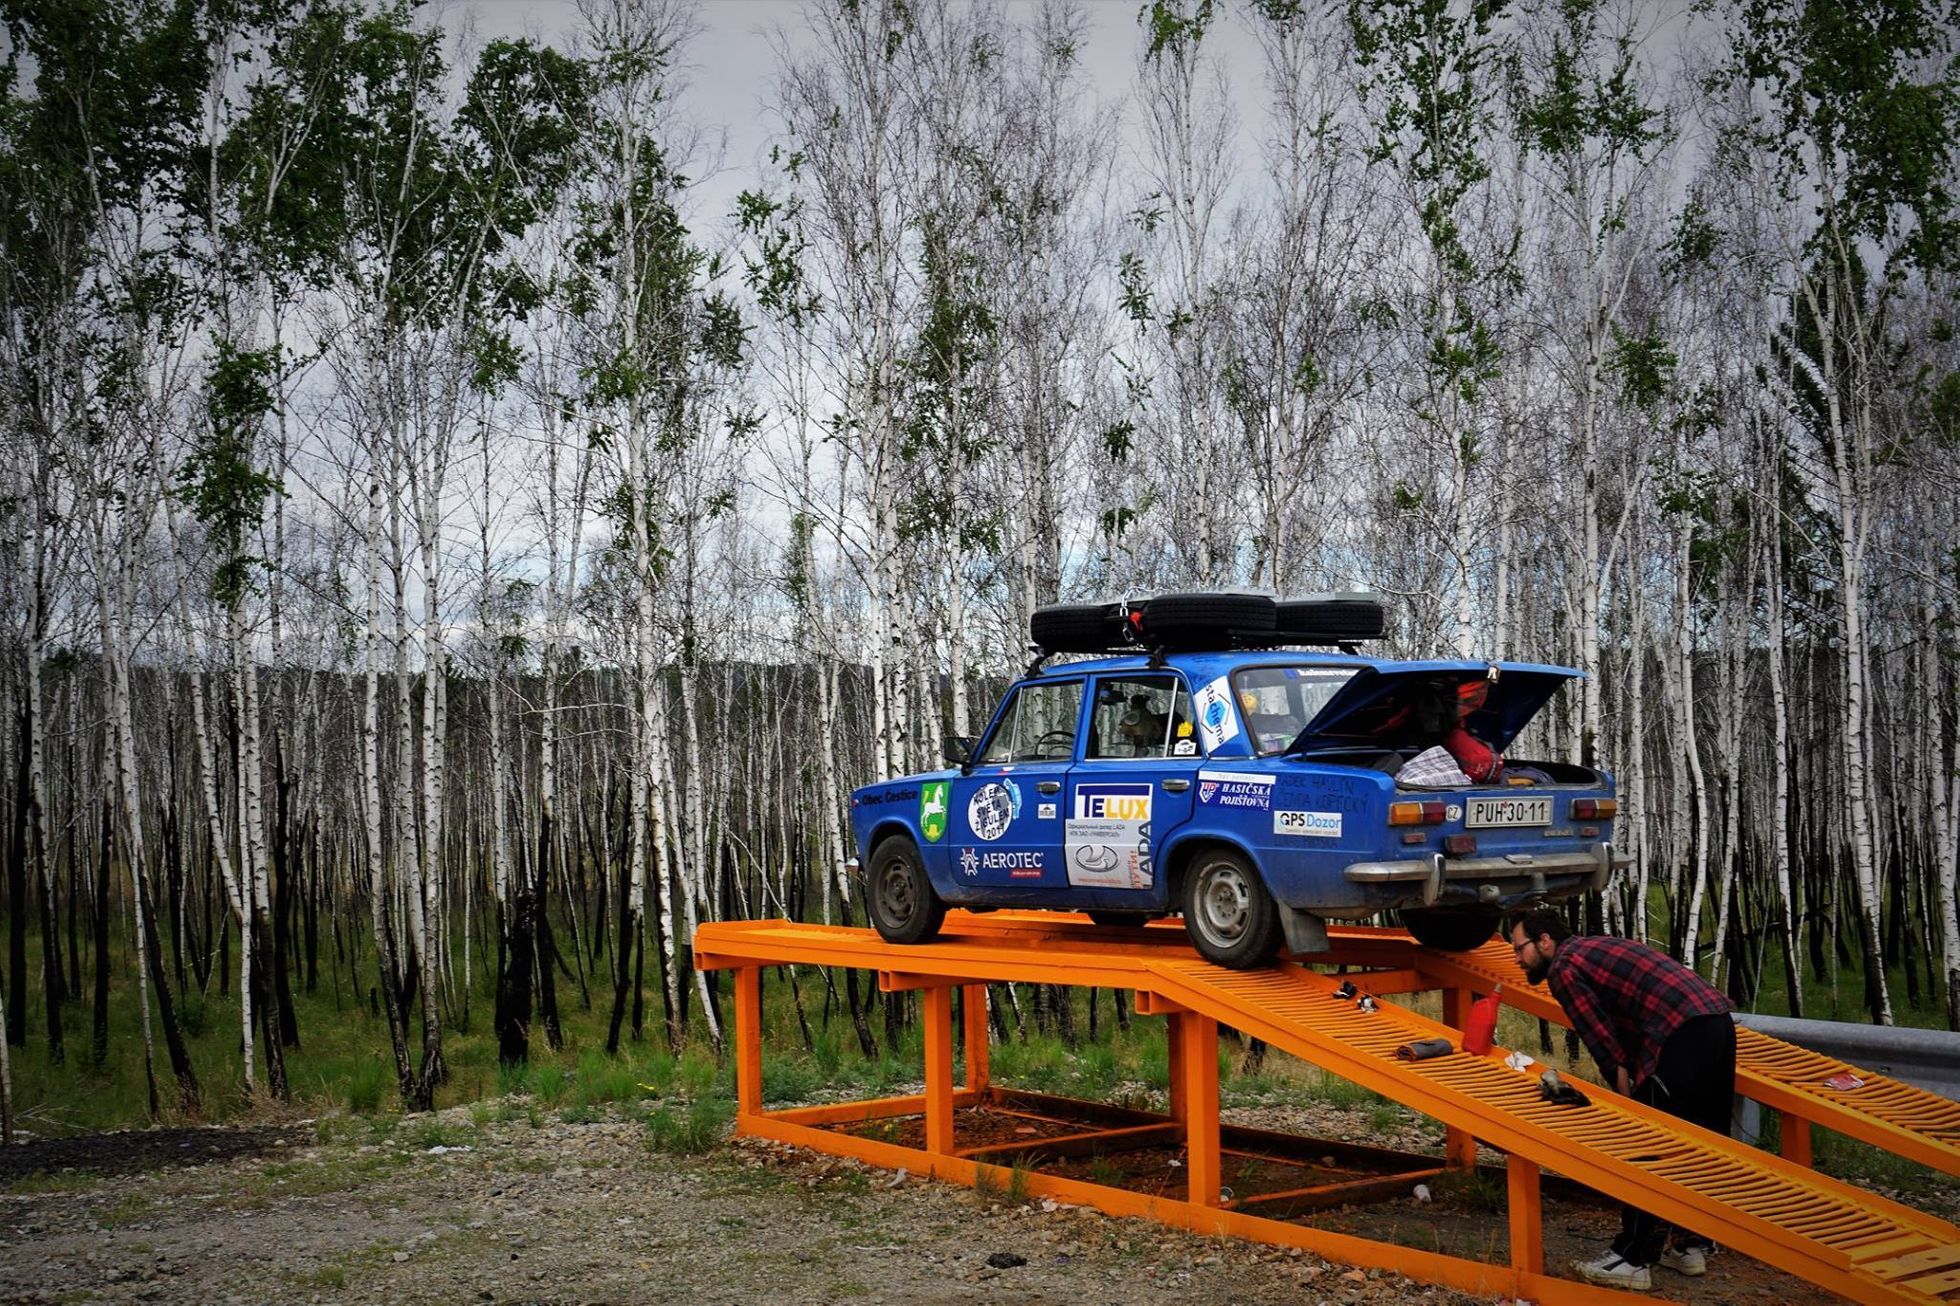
[707,949,1641,1304]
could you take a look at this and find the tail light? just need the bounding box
[1571,799,1618,820]
[1389,801,1447,826]
[1443,834,1478,856]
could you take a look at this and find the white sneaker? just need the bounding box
[1659,1245,1708,1276]
[1573,1252,1653,1291]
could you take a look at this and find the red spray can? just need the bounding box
[1463,985,1502,1055]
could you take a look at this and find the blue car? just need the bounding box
[848,594,1625,967]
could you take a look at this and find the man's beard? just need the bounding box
[1522,951,1552,985]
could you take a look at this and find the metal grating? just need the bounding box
[1152,960,1956,1300]
[695,918,1960,1303]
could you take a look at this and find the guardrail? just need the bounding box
[1733,1013,1960,1101]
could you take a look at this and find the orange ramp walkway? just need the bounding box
[1390,930,1960,1179]
[695,916,1960,1305]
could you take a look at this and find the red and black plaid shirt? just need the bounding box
[1546,936,1731,1089]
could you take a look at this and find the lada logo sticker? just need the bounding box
[967,781,1020,842]
[920,781,949,843]
[1072,844,1118,873]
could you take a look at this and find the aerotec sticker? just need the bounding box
[1194,675,1241,752]
[920,781,949,843]
[1065,783,1153,889]
[1196,769,1274,810]
[967,780,1021,842]
[1274,810,1343,838]
[956,848,1045,879]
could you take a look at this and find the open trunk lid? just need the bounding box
[1285,661,1579,756]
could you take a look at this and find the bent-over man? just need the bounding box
[1506,909,1734,1292]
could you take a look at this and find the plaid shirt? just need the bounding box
[1546,936,1732,1089]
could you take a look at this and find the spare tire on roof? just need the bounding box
[1030,600,1126,653]
[1276,593,1385,643]
[1138,591,1278,647]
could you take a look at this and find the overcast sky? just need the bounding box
[446,0,1260,232]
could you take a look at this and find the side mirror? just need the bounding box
[941,736,976,769]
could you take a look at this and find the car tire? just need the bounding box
[1030,601,1124,653]
[1276,594,1385,643]
[1085,910,1154,929]
[867,838,947,945]
[1399,906,1502,952]
[1140,591,1278,648]
[1180,847,1283,968]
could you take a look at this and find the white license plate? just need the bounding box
[1466,797,1552,828]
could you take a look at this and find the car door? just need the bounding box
[1063,673,1200,907]
[945,677,1083,897]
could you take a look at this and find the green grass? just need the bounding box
[6,912,1957,1219]
[645,1096,733,1153]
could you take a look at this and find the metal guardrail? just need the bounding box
[1733,1013,1960,1102]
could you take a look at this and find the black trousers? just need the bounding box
[1612,1012,1737,1265]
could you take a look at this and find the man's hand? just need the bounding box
[1615,1067,1631,1096]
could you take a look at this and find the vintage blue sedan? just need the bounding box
[848,596,1625,967]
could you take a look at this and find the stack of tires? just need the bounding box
[1029,590,1383,654]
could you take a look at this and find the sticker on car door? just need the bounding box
[1065,783,1153,888]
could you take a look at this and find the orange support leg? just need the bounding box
[1507,1152,1543,1277]
[1172,1011,1221,1206]
[735,966,762,1119]
[963,984,990,1092]
[1783,1112,1813,1167]
[923,985,957,1155]
[1441,987,1477,1168]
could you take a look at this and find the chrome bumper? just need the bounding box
[1343,842,1628,905]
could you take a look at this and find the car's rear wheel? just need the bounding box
[1399,906,1502,952]
[867,838,946,945]
[1181,848,1282,968]
[1085,910,1154,929]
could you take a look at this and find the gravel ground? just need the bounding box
[0,1097,1946,1305]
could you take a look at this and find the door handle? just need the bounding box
[1037,781,1061,795]
[1161,779,1190,792]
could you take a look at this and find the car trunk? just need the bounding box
[1285,662,1604,787]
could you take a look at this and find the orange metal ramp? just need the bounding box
[1386,931,1960,1179]
[695,917,1960,1304]
[1146,956,1960,1304]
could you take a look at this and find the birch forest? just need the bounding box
[1,0,1957,1125]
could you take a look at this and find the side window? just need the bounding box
[1233,667,1355,754]
[978,681,1084,763]
[1088,676,1194,760]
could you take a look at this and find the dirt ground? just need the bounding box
[0,1098,1946,1305]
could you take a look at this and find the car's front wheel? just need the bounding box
[1181,848,1282,969]
[867,838,946,945]
[1399,906,1502,952]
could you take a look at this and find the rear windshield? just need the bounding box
[1231,666,1357,755]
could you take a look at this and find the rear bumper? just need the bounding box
[1343,841,1628,906]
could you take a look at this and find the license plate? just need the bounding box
[1466,796,1552,828]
